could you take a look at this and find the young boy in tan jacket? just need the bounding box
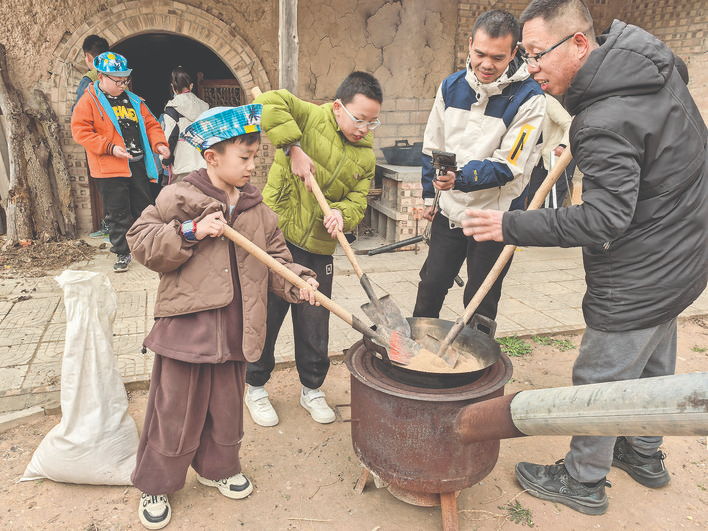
[127,105,318,529]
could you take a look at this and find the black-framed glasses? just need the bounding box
[105,75,131,87]
[335,99,381,131]
[520,33,576,67]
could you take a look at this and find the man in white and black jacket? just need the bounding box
[463,0,708,516]
[413,9,545,323]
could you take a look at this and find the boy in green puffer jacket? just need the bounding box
[246,72,382,427]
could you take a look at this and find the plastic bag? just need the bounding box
[21,270,139,485]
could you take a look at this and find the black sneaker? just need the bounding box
[138,493,171,530]
[113,254,131,273]
[515,460,610,515]
[612,436,670,488]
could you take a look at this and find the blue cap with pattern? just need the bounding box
[180,105,262,153]
[93,52,132,77]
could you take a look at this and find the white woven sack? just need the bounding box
[21,270,139,485]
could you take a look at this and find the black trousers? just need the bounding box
[413,212,512,322]
[93,161,154,256]
[246,243,334,390]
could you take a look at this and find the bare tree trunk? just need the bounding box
[0,44,33,244]
[0,43,73,245]
[22,126,58,241]
[29,89,77,238]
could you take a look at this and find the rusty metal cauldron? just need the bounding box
[345,317,513,530]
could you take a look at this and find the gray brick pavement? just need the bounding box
[1,235,707,415]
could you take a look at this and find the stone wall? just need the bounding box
[0,0,705,233]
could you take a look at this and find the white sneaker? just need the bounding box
[300,387,336,424]
[196,472,253,499]
[138,493,171,530]
[245,386,279,427]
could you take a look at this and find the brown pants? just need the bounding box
[131,355,246,495]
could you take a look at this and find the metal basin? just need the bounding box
[365,316,502,389]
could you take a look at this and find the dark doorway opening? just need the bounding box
[112,33,236,117]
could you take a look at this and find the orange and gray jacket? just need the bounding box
[72,82,167,181]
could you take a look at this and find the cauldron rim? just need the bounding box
[346,339,513,402]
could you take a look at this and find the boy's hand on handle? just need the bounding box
[299,277,320,306]
[112,145,133,160]
[461,209,504,242]
[423,205,437,222]
[196,212,228,240]
[290,145,316,192]
[324,209,344,237]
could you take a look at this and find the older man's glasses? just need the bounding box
[105,75,131,87]
[520,33,576,67]
[336,99,381,131]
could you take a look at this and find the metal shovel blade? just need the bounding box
[361,293,412,337]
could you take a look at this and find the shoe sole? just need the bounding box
[245,398,279,427]
[114,267,129,273]
[515,468,608,515]
[299,395,336,424]
[612,458,670,488]
[197,474,253,499]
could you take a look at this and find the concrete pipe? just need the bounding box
[455,372,708,444]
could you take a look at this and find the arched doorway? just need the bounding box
[112,33,240,118]
[48,0,273,233]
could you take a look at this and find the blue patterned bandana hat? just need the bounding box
[93,52,132,77]
[180,105,262,153]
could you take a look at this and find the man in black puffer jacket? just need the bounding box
[462,0,708,516]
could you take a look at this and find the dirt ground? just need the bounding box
[1,318,707,531]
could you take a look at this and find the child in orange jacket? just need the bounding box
[72,51,169,272]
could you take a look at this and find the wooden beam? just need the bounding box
[279,0,299,94]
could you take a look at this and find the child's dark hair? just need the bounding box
[82,35,109,58]
[334,72,383,105]
[471,10,520,52]
[170,66,192,94]
[205,132,261,156]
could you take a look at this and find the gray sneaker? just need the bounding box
[612,436,670,488]
[515,460,610,515]
[245,386,279,427]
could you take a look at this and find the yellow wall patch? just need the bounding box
[507,124,535,166]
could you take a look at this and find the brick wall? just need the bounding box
[373,98,435,161]
[43,0,273,233]
[453,1,706,121]
[618,0,708,122]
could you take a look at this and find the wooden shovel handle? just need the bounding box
[221,225,355,327]
[309,176,365,279]
[437,148,574,358]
